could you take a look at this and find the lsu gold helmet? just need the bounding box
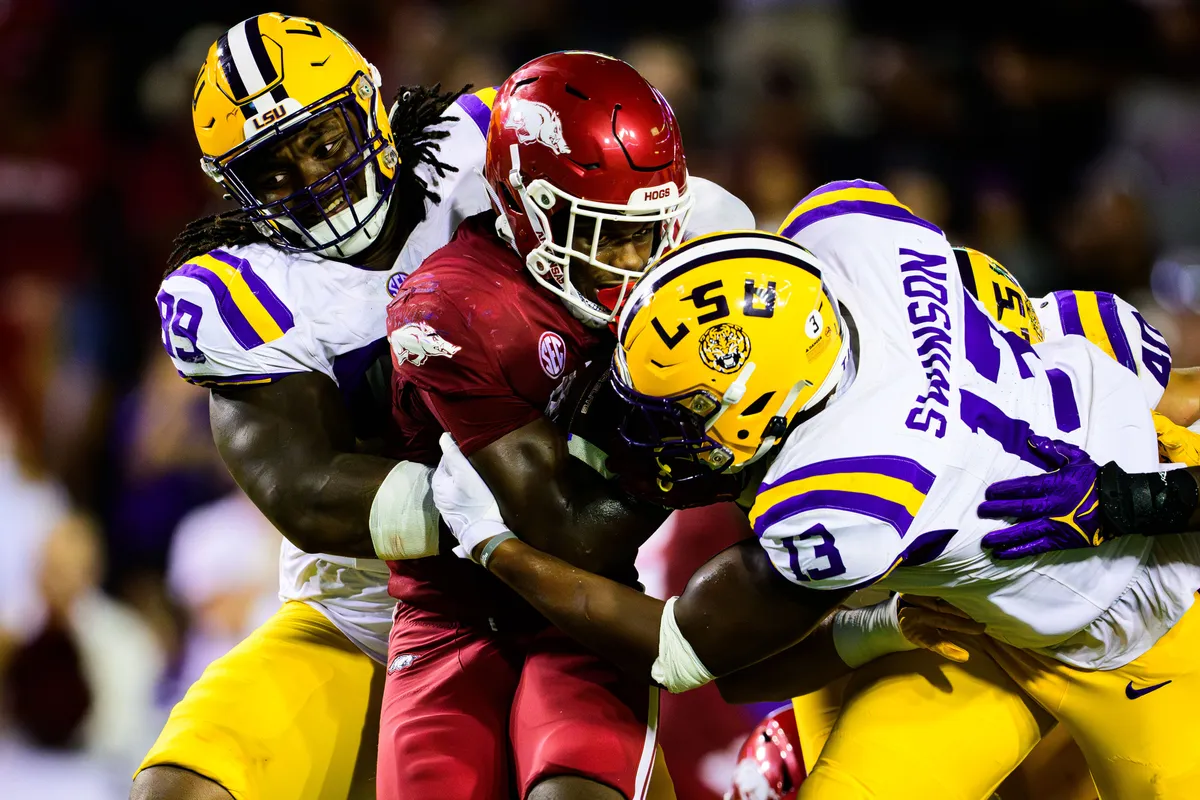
[192,13,398,258]
[954,246,1044,343]
[613,231,849,472]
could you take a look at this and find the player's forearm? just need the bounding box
[716,616,847,704]
[485,537,665,678]
[240,452,397,558]
[474,424,666,574]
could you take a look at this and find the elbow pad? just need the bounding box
[650,597,715,694]
[369,461,440,559]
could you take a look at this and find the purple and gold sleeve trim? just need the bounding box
[1054,290,1138,375]
[169,250,294,350]
[751,455,935,540]
[455,87,497,139]
[179,369,303,388]
[778,181,944,240]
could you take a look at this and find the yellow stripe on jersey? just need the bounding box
[1052,290,1139,374]
[188,253,288,344]
[778,180,944,239]
[750,472,926,530]
[749,455,935,538]
[473,86,498,108]
[778,186,912,236]
[1074,291,1118,362]
[186,375,275,387]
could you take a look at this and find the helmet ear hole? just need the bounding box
[739,391,775,417]
[500,183,521,213]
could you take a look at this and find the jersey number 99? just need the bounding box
[157,290,206,363]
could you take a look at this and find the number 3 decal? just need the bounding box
[157,290,206,363]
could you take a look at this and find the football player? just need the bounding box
[135,13,501,800]
[378,52,753,799]
[431,183,1200,797]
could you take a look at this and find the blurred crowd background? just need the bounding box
[4,0,1200,797]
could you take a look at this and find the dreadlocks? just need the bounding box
[165,83,469,272]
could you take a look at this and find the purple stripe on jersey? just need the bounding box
[836,556,903,591]
[178,369,302,386]
[963,291,1000,381]
[760,455,936,495]
[753,490,916,540]
[1096,293,1137,374]
[803,179,889,199]
[210,249,296,335]
[455,92,492,138]
[1046,368,1081,433]
[898,527,957,567]
[173,262,263,349]
[960,390,1045,468]
[780,199,944,240]
[1054,291,1084,337]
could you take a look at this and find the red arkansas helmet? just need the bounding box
[483,51,694,327]
[725,705,806,800]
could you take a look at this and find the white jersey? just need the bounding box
[158,88,755,662]
[762,179,1199,669]
[1034,289,1172,410]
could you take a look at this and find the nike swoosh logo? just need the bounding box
[1125,679,1172,699]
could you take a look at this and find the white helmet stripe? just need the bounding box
[228,18,269,95]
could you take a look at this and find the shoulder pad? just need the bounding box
[158,247,315,387]
[779,179,943,240]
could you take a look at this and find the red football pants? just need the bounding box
[376,601,659,799]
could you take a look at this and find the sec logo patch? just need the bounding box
[386,272,408,297]
[538,331,567,378]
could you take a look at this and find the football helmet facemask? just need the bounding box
[192,13,398,258]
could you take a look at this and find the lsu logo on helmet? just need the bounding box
[192,13,399,258]
[612,231,848,471]
[699,324,751,374]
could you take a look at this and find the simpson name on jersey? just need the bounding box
[764,180,1200,670]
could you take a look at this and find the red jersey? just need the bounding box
[384,212,608,621]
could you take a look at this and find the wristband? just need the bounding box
[478,530,518,569]
[1099,462,1199,537]
[831,594,918,668]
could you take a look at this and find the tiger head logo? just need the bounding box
[698,323,751,374]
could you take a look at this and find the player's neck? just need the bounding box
[343,187,423,271]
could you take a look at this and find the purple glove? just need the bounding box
[978,435,1108,559]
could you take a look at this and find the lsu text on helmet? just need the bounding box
[483,51,694,327]
[726,704,805,800]
[192,12,398,258]
[613,231,849,472]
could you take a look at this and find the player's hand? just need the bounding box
[1154,412,1200,467]
[433,433,514,562]
[977,435,1110,559]
[897,595,985,663]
